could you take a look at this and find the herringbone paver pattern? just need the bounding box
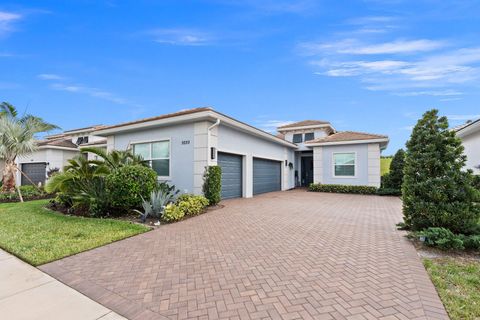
[40,190,449,320]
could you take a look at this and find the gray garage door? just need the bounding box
[218,152,242,199]
[253,158,281,195]
[21,163,47,186]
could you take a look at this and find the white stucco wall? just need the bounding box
[320,144,370,186]
[111,123,196,194]
[461,130,480,174]
[216,124,296,197]
[16,148,79,186]
[367,143,381,187]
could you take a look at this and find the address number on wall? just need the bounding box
[181,140,190,145]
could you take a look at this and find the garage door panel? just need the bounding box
[21,163,47,186]
[253,158,281,195]
[218,153,242,199]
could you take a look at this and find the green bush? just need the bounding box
[420,227,464,250]
[162,203,185,222]
[308,183,377,195]
[462,235,480,250]
[473,175,480,191]
[376,188,401,196]
[203,166,221,205]
[177,194,209,216]
[402,109,480,234]
[106,165,157,210]
[0,185,48,202]
[382,149,405,190]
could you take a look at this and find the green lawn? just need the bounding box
[0,200,150,266]
[381,157,392,176]
[424,258,480,320]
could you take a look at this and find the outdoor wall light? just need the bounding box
[211,147,216,160]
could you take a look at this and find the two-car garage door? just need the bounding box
[218,152,281,199]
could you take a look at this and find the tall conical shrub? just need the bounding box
[402,109,480,234]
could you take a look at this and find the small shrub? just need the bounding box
[203,166,221,205]
[462,235,480,250]
[376,188,401,196]
[162,203,185,222]
[106,165,157,210]
[177,194,209,216]
[419,227,464,250]
[0,185,48,202]
[308,183,377,195]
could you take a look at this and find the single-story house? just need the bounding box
[455,118,480,175]
[91,107,389,199]
[15,125,107,186]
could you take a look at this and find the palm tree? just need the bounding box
[80,147,148,170]
[0,102,59,194]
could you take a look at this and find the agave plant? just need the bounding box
[135,182,179,223]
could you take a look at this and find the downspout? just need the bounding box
[207,119,221,166]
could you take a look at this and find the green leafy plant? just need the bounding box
[46,156,112,215]
[80,147,148,170]
[461,235,480,250]
[308,183,377,195]
[135,183,179,222]
[177,194,209,216]
[162,203,185,222]
[376,188,402,196]
[203,165,222,205]
[402,109,480,234]
[419,227,464,250]
[105,165,157,210]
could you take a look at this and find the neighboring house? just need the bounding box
[15,125,107,186]
[455,118,480,175]
[93,107,388,199]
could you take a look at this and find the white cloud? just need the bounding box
[51,83,128,105]
[446,114,480,121]
[37,73,65,80]
[301,39,445,56]
[209,0,317,14]
[394,90,463,97]
[149,28,212,46]
[254,119,295,132]
[0,11,21,36]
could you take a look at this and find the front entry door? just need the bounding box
[301,156,314,186]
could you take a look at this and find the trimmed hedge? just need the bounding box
[105,165,157,210]
[203,166,222,205]
[162,203,185,222]
[0,185,52,203]
[308,183,377,195]
[376,188,402,196]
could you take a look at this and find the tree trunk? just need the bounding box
[1,160,17,193]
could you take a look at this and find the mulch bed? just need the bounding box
[46,201,225,229]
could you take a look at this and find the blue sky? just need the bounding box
[1,0,480,154]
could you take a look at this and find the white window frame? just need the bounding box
[332,152,357,178]
[130,138,171,180]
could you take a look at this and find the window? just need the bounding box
[292,133,303,143]
[333,153,355,177]
[75,136,89,145]
[304,132,314,141]
[133,140,170,177]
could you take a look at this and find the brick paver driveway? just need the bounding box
[40,190,449,320]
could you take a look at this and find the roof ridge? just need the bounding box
[96,107,213,131]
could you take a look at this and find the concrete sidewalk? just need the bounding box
[0,249,126,320]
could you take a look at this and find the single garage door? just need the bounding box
[21,163,47,186]
[253,158,281,195]
[218,152,242,199]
